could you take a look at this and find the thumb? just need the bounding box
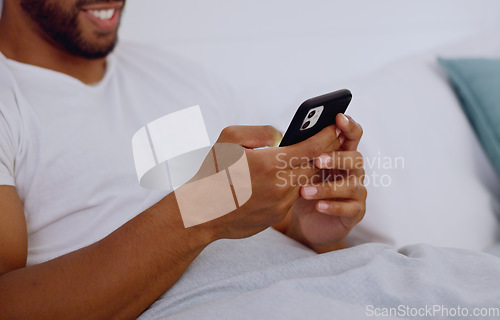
[217,125,283,148]
[284,125,340,167]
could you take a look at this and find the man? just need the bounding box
[0,0,366,319]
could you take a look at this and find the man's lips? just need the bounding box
[81,2,124,11]
[80,2,124,32]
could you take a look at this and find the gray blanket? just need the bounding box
[139,228,500,320]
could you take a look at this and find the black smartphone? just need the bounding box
[279,89,352,147]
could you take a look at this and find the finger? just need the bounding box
[300,178,367,200]
[282,125,342,167]
[315,200,364,219]
[218,125,283,148]
[311,168,344,184]
[275,166,323,188]
[315,151,364,170]
[316,200,366,230]
[292,167,324,186]
[319,168,365,184]
[335,114,363,151]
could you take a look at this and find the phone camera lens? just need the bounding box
[302,121,310,130]
[308,110,316,118]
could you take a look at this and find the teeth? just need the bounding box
[89,8,115,20]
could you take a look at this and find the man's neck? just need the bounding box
[0,3,106,85]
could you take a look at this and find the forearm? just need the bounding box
[0,193,216,320]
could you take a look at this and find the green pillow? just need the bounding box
[438,58,500,179]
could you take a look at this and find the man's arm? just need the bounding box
[0,185,214,320]
[0,186,27,274]
[0,125,340,320]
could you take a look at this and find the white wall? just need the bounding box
[119,0,500,127]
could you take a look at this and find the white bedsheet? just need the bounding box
[138,228,500,320]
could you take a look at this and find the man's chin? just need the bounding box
[62,30,118,59]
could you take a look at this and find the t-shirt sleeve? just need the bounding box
[0,103,16,186]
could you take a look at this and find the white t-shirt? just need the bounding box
[0,42,237,266]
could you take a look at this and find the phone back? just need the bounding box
[279,89,352,147]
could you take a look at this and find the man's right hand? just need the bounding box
[199,124,342,240]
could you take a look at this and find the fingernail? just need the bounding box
[339,135,345,145]
[336,128,342,137]
[341,114,349,125]
[303,186,317,197]
[272,131,283,147]
[318,154,331,167]
[317,202,329,211]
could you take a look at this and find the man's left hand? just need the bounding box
[274,114,366,253]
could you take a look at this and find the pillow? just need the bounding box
[438,58,500,180]
[336,43,500,251]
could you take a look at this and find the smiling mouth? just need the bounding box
[80,2,124,32]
